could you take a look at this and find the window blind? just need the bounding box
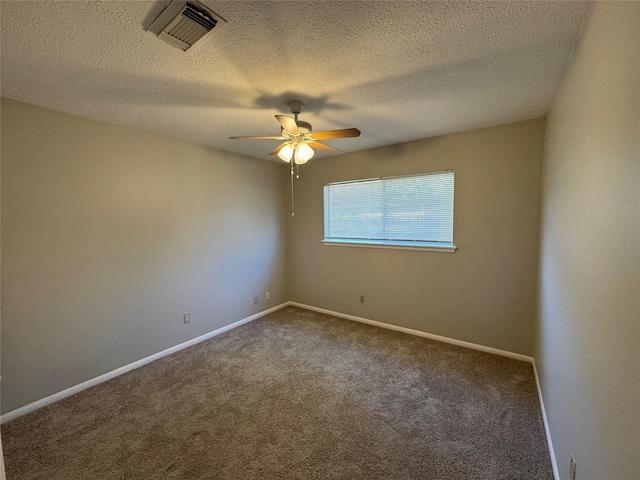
[323,171,455,248]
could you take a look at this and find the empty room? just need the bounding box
[0,1,637,479]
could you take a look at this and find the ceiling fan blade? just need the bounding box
[311,128,361,140]
[275,115,299,134]
[229,135,285,140]
[309,141,343,155]
[268,143,287,155]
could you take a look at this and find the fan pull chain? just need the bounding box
[290,161,295,216]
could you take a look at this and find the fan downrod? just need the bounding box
[287,100,304,116]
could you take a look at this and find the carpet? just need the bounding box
[1,306,553,479]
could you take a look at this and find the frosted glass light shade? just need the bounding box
[295,143,314,164]
[277,143,293,162]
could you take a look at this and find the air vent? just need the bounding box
[143,1,226,52]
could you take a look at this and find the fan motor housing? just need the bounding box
[296,120,312,133]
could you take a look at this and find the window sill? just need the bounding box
[321,239,457,253]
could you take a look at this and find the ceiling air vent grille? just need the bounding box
[160,4,215,50]
[144,1,226,53]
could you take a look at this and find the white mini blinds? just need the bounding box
[323,171,456,251]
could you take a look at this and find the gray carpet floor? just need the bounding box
[1,306,553,479]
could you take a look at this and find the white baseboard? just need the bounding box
[532,360,560,480]
[288,302,534,363]
[0,303,288,424]
[2,301,558,479]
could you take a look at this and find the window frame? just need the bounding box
[322,170,457,253]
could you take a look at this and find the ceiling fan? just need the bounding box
[229,100,361,164]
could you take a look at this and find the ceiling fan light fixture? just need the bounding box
[277,143,294,162]
[229,100,360,217]
[295,143,314,164]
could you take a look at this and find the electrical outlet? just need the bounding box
[265,291,270,300]
[570,453,576,480]
[183,313,190,324]
[360,295,365,303]
[253,296,258,305]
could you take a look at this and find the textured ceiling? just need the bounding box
[1,0,590,161]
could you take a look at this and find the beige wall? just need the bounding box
[535,2,640,480]
[1,98,289,414]
[288,119,545,355]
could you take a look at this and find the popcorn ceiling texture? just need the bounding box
[0,1,589,161]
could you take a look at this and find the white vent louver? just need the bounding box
[144,1,226,52]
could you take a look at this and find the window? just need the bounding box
[323,171,456,252]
